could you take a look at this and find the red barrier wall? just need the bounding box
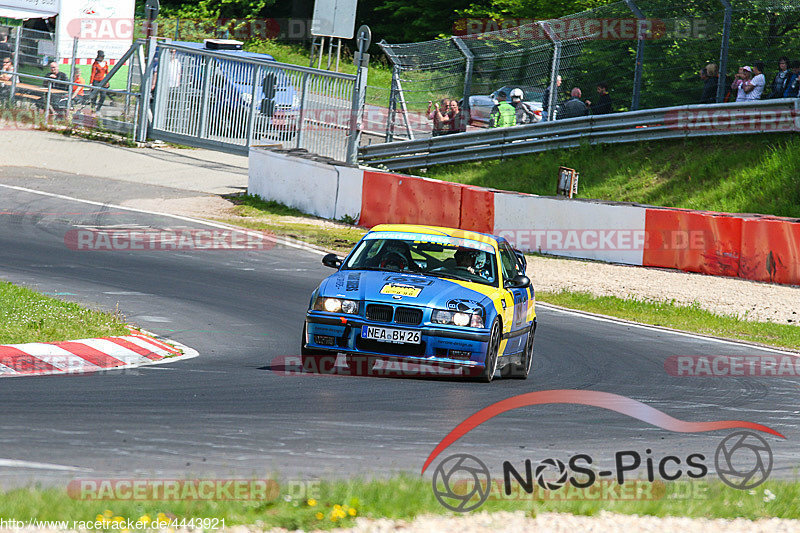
[739,217,800,285]
[459,186,495,234]
[359,171,462,228]
[643,209,742,277]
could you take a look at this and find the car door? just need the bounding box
[499,243,531,355]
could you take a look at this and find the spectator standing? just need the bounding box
[769,57,791,98]
[701,64,719,103]
[587,82,612,114]
[732,66,751,101]
[783,60,800,97]
[541,75,562,121]
[509,88,537,124]
[90,50,109,111]
[44,62,68,91]
[440,99,467,134]
[745,61,766,100]
[427,98,451,136]
[489,90,516,128]
[558,87,589,119]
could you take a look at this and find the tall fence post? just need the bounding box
[198,55,212,139]
[245,65,260,148]
[385,66,399,142]
[346,52,369,164]
[625,0,646,111]
[137,39,159,143]
[541,22,561,122]
[9,26,21,105]
[295,71,309,149]
[66,38,78,118]
[717,0,732,103]
[452,36,474,117]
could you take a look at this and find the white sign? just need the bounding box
[311,0,357,39]
[0,0,60,18]
[56,0,135,61]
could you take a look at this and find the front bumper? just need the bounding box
[304,312,491,367]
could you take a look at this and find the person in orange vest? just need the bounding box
[90,50,109,111]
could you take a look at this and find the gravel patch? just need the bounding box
[526,255,800,326]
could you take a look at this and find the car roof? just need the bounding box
[368,224,505,247]
[170,41,275,62]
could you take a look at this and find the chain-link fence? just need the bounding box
[378,0,800,139]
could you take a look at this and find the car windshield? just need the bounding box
[343,232,498,286]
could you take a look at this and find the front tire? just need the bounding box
[477,318,501,383]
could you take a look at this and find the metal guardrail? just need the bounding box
[359,99,800,170]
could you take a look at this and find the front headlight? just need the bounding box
[432,309,484,328]
[314,297,359,314]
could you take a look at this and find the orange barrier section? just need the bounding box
[359,171,462,228]
[739,217,800,285]
[459,186,495,234]
[643,209,742,277]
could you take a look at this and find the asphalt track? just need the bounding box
[0,170,798,488]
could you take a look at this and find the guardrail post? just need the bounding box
[136,40,159,143]
[624,0,646,111]
[9,26,21,105]
[452,36,474,116]
[717,0,732,103]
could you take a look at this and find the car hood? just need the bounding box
[318,270,495,312]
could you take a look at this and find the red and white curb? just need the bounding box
[0,330,198,377]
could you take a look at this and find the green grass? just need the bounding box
[218,194,366,252]
[537,290,800,350]
[425,135,800,218]
[0,281,129,344]
[0,476,798,530]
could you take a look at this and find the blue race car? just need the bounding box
[302,224,536,382]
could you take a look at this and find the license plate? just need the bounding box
[361,325,421,344]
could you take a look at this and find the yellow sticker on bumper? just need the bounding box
[380,284,422,297]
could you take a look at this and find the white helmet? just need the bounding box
[510,88,524,99]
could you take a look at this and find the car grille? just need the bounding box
[394,307,423,325]
[366,304,393,322]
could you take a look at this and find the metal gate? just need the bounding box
[149,42,360,162]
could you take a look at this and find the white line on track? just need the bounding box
[0,459,88,471]
[0,183,326,256]
[537,302,800,356]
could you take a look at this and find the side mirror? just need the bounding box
[322,253,342,269]
[504,274,531,289]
